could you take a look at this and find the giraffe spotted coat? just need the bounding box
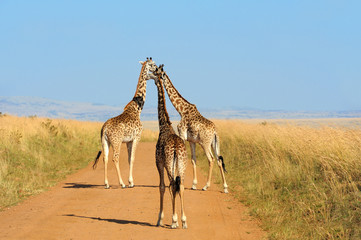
[153,65,228,193]
[93,58,156,189]
[150,65,188,229]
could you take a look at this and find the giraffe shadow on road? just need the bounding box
[63,183,104,189]
[64,182,210,193]
[134,184,158,188]
[63,214,156,227]
[63,182,159,189]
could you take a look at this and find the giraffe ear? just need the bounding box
[139,61,144,64]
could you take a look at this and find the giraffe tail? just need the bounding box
[93,151,102,170]
[213,133,227,173]
[219,156,227,173]
[175,176,181,193]
[172,150,181,193]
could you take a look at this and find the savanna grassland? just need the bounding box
[0,115,102,210]
[198,119,361,240]
[1,115,361,239]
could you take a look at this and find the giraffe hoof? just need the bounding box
[191,185,197,190]
[121,184,126,189]
[224,188,229,194]
[202,186,208,191]
[171,223,178,229]
[128,184,134,188]
[105,185,110,189]
[182,222,188,229]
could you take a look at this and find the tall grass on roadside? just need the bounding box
[0,115,101,210]
[140,128,158,142]
[196,120,361,240]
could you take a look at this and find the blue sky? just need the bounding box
[1,1,360,111]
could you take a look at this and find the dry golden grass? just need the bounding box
[0,115,102,210]
[196,119,361,239]
[140,128,159,142]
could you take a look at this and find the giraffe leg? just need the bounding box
[212,139,229,193]
[102,138,110,189]
[202,147,214,191]
[189,142,198,190]
[179,182,187,229]
[216,160,228,193]
[157,166,165,227]
[171,187,178,229]
[127,139,138,188]
[113,144,126,188]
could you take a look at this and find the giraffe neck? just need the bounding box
[155,77,172,131]
[124,63,148,112]
[162,72,193,116]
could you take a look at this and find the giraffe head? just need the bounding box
[147,64,165,84]
[139,57,157,75]
[125,57,157,112]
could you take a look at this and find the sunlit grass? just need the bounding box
[195,120,361,239]
[0,115,102,210]
[140,128,158,142]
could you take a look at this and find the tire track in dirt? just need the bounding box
[0,142,266,240]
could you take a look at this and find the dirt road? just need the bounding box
[0,142,266,240]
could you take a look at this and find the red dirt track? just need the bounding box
[0,142,266,240]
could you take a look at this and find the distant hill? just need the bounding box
[1,96,361,121]
[0,96,178,122]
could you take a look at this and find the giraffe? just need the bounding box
[149,65,188,229]
[93,57,157,189]
[152,64,228,193]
